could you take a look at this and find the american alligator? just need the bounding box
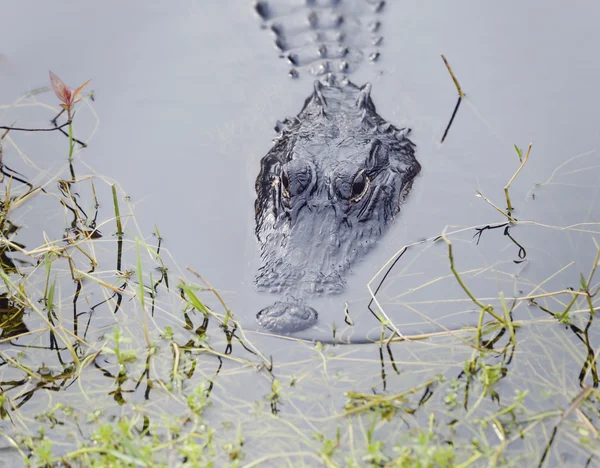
[253,0,421,333]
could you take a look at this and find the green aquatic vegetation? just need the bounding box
[316,426,341,461]
[391,414,455,468]
[0,73,600,468]
[102,327,138,370]
[187,383,212,416]
[478,362,507,396]
[30,437,54,467]
[444,377,461,410]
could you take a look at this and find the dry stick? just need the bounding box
[0,351,42,380]
[441,98,461,143]
[476,190,515,223]
[111,184,124,273]
[1,127,35,188]
[441,54,465,97]
[489,417,508,466]
[0,127,7,168]
[499,291,517,345]
[441,54,465,143]
[135,239,152,348]
[171,341,181,383]
[538,386,594,468]
[400,300,503,352]
[504,143,532,213]
[586,240,600,290]
[0,121,71,132]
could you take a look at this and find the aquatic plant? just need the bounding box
[49,71,91,160]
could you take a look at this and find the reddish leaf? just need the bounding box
[49,71,71,106]
[72,79,91,103]
[49,71,91,111]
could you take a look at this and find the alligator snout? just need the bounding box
[255,265,345,295]
[256,301,318,333]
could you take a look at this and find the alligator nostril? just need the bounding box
[257,301,318,333]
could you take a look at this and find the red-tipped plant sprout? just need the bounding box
[49,71,90,160]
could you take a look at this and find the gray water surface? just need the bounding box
[1,3,600,465]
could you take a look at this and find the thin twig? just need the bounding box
[441,96,462,143]
[440,54,465,143]
[442,235,505,325]
[0,121,71,132]
[538,386,594,467]
[499,291,516,345]
[441,54,465,97]
[505,143,532,213]
[54,125,87,148]
[476,190,516,223]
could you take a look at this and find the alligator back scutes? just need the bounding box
[254,0,386,77]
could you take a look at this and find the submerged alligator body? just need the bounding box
[252,0,421,333]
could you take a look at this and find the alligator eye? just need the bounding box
[281,170,290,198]
[350,170,370,203]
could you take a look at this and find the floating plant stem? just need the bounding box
[504,143,532,214]
[67,110,74,160]
[441,54,465,97]
[499,291,516,345]
[443,235,504,326]
[538,386,594,467]
[111,184,123,273]
[440,54,465,143]
[475,190,515,223]
[136,238,152,348]
[0,121,71,132]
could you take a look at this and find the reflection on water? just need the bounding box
[0,190,29,341]
[0,295,28,340]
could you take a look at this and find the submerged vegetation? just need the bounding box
[0,72,598,467]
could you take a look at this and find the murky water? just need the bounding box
[1,1,600,466]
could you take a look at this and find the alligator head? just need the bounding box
[254,75,420,333]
